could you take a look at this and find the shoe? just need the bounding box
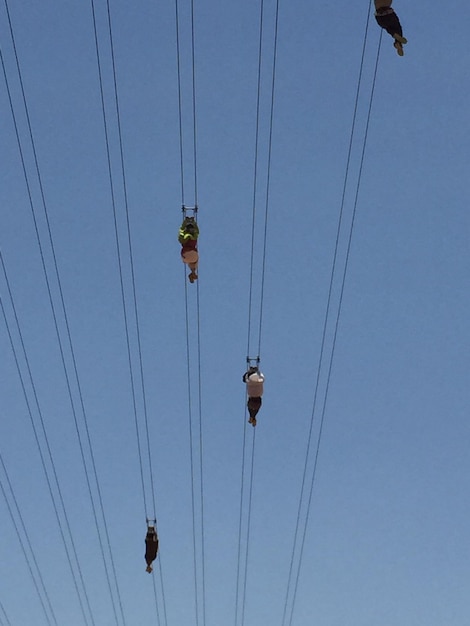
[394,41,404,56]
[250,417,257,427]
[188,272,198,283]
[393,33,407,44]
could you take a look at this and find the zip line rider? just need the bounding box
[144,522,159,573]
[243,365,265,427]
[179,215,199,284]
[374,0,407,56]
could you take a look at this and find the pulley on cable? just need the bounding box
[178,205,199,284]
[242,357,265,428]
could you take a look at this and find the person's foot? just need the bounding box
[393,33,407,44]
[394,40,404,56]
[188,272,198,283]
[146,565,153,573]
[248,416,257,427]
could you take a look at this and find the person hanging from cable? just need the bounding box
[243,363,265,427]
[374,0,407,56]
[144,521,159,573]
[178,214,199,284]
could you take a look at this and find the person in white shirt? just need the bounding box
[243,366,265,427]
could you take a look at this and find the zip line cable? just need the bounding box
[1,3,125,623]
[255,0,280,359]
[190,0,199,206]
[195,279,207,625]
[0,253,96,626]
[281,22,384,626]
[175,0,186,204]
[175,0,199,206]
[246,0,266,360]
[0,453,58,626]
[175,0,206,622]
[239,430,257,626]
[89,2,168,621]
[184,277,202,626]
[89,0,152,522]
[182,273,206,626]
[0,599,12,626]
[235,1,280,624]
[104,0,160,522]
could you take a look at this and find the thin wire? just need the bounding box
[237,1,277,622]
[104,0,158,520]
[280,6,373,622]
[157,557,169,626]
[88,0,148,520]
[177,0,204,619]
[195,280,207,624]
[257,0,280,357]
[184,271,200,626]
[2,3,125,623]
[240,430,257,626]
[150,573,161,626]
[285,29,383,626]
[0,453,57,626]
[0,253,95,626]
[174,0,186,204]
[234,406,249,626]
[0,600,12,626]
[190,0,198,205]
[246,0,265,357]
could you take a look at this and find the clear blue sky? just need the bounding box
[1,1,469,625]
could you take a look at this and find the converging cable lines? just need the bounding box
[0,453,58,626]
[89,0,167,620]
[0,252,96,626]
[176,0,206,624]
[281,14,383,626]
[247,0,280,360]
[175,0,199,206]
[1,2,125,624]
[0,599,12,626]
[235,1,280,625]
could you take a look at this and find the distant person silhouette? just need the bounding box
[243,366,265,427]
[374,0,407,56]
[144,524,159,573]
[179,216,199,283]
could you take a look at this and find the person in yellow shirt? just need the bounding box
[178,216,199,283]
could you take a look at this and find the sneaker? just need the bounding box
[394,41,404,56]
[393,33,407,44]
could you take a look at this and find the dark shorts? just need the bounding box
[375,12,403,37]
[247,396,262,418]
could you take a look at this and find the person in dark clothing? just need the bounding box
[374,0,407,56]
[144,524,159,573]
